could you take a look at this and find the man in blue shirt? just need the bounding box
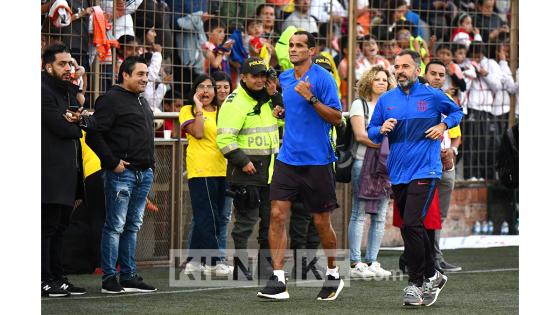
[368,50,463,307]
[257,31,344,301]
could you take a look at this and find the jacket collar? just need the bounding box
[239,81,270,105]
[397,79,421,95]
[112,84,140,96]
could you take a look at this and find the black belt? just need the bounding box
[125,164,150,172]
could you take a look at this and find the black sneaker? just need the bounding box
[257,275,289,300]
[101,276,125,294]
[120,275,157,293]
[316,275,344,301]
[56,277,86,295]
[42,281,70,298]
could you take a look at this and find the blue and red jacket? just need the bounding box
[368,80,463,185]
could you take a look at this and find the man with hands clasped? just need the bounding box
[368,50,463,307]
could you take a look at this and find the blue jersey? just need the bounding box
[368,80,463,185]
[278,64,342,166]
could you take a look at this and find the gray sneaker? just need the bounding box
[438,260,462,272]
[422,270,448,306]
[402,284,423,306]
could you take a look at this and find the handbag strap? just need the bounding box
[360,98,369,125]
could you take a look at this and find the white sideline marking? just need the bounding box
[453,267,519,274]
[42,268,518,302]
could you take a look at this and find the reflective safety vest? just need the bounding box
[217,85,280,181]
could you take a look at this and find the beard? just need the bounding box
[397,74,416,89]
[53,71,71,82]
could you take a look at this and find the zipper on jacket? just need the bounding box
[68,91,80,169]
[73,139,79,169]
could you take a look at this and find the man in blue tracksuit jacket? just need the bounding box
[368,50,463,307]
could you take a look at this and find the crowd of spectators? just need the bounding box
[41,0,518,180]
[40,0,519,296]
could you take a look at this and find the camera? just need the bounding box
[225,185,247,199]
[226,185,260,210]
[266,68,277,80]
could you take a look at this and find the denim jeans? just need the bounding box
[348,159,390,264]
[218,196,233,260]
[187,177,227,266]
[101,168,153,281]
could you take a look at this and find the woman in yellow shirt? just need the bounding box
[179,74,230,275]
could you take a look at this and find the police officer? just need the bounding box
[217,57,283,280]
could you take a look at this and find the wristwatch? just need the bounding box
[308,95,319,105]
[451,146,459,156]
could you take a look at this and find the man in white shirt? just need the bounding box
[282,0,318,34]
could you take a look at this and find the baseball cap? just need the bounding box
[241,57,268,75]
[312,55,333,73]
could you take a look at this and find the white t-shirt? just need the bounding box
[282,11,319,33]
[348,98,375,160]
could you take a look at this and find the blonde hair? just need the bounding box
[356,65,396,100]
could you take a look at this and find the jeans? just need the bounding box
[434,168,455,261]
[187,177,227,266]
[218,196,233,260]
[101,168,153,281]
[348,159,390,264]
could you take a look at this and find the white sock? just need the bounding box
[326,266,339,279]
[273,270,285,283]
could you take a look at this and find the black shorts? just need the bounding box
[270,160,339,213]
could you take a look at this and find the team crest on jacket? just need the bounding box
[417,100,427,112]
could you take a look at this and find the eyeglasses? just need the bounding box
[196,84,215,91]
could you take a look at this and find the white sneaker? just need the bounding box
[204,263,233,276]
[369,261,392,278]
[184,262,207,275]
[350,262,375,279]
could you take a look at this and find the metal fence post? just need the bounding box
[170,116,185,266]
[508,0,519,128]
[341,0,357,250]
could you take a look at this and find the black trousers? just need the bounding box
[231,185,272,278]
[289,200,320,252]
[289,201,321,279]
[84,171,106,268]
[392,179,439,286]
[42,203,73,281]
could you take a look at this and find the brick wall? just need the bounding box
[378,185,488,247]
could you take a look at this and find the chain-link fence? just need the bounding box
[41,0,519,262]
